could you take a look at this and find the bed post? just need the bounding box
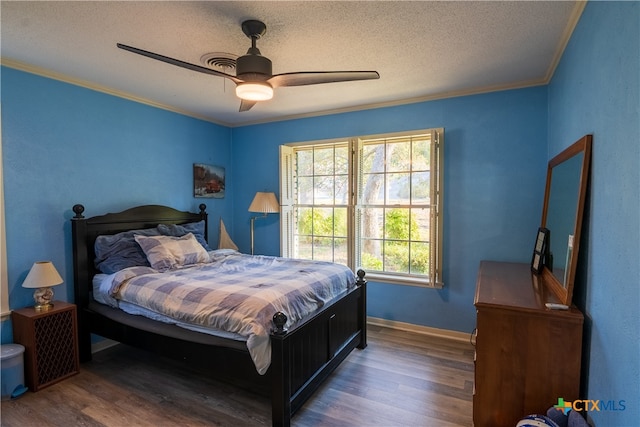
[356,269,367,349]
[198,203,208,242]
[71,204,92,362]
[270,312,291,427]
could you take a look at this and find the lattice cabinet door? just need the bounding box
[12,301,79,391]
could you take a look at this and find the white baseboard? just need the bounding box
[367,316,471,343]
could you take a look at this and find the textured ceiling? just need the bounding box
[1,1,583,126]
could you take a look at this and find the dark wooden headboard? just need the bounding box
[70,204,207,310]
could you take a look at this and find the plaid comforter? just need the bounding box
[109,251,356,374]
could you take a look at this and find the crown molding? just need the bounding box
[544,1,587,82]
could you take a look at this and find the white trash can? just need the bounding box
[1,343,28,400]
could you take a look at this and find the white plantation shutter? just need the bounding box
[429,129,443,286]
[279,145,294,258]
[353,138,364,271]
[280,205,294,258]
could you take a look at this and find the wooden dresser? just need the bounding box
[473,261,583,427]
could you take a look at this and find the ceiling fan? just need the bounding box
[117,20,380,112]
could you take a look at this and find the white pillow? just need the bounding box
[134,233,209,271]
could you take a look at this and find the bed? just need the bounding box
[70,203,367,426]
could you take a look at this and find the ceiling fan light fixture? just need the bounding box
[236,82,273,101]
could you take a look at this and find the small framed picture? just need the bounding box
[193,163,225,199]
[531,227,549,274]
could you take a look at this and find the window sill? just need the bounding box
[363,272,443,289]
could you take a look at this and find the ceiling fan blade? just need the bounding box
[239,99,258,112]
[268,71,379,88]
[117,43,243,84]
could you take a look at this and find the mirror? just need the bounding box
[541,135,592,305]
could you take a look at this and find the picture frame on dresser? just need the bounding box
[531,227,549,274]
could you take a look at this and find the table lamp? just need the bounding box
[22,261,63,311]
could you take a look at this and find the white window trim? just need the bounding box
[280,128,444,288]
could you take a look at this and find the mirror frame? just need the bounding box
[541,134,592,305]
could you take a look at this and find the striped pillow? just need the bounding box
[134,233,209,272]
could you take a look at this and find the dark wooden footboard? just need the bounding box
[271,270,367,426]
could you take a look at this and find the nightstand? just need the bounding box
[11,301,79,391]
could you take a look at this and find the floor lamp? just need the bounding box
[248,191,280,255]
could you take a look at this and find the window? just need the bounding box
[280,129,443,287]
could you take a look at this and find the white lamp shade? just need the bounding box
[248,192,280,214]
[22,261,63,289]
[236,83,273,101]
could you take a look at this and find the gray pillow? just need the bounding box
[157,220,211,251]
[94,227,161,273]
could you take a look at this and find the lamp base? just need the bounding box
[250,216,256,255]
[33,287,54,311]
[34,303,54,312]
[249,213,268,255]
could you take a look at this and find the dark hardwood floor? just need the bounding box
[1,325,474,427]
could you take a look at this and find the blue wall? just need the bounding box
[231,87,548,334]
[547,2,639,425]
[1,68,233,342]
